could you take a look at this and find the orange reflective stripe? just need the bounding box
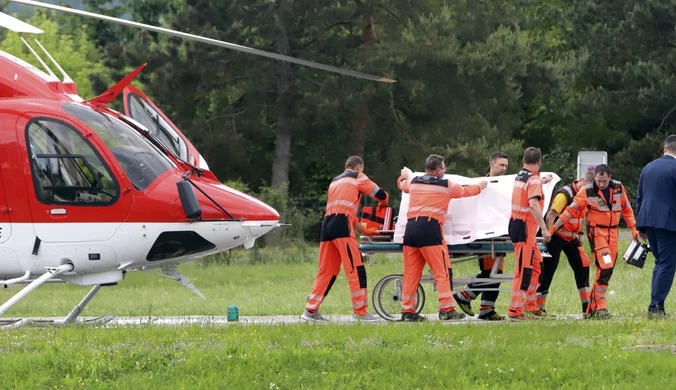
[325,171,381,222]
[513,181,527,189]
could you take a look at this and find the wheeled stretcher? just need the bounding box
[359,232,548,321]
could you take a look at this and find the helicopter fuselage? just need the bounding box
[0,51,279,287]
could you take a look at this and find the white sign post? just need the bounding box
[577,151,608,179]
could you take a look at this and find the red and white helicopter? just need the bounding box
[0,0,393,324]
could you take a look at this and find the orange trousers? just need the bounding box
[508,227,542,317]
[587,227,619,312]
[401,244,455,314]
[305,236,368,315]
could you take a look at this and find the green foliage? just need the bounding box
[442,136,525,177]
[222,179,250,193]
[0,10,112,99]
[258,184,324,244]
[613,132,665,200]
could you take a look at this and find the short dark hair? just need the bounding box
[665,135,676,153]
[345,156,363,169]
[594,164,611,176]
[522,147,541,165]
[425,154,445,171]
[489,152,509,163]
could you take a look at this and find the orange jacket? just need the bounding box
[398,174,481,225]
[325,170,384,225]
[510,167,544,225]
[559,180,636,231]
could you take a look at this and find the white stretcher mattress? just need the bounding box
[393,169,561,245]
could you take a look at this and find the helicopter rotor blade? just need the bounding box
[0,11,44,34]
[10,0,396,83]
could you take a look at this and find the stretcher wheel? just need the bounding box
[371,274,425,321]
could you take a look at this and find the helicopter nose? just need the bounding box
[244,197,280,240]
[247,197,280,222]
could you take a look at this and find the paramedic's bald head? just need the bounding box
[522,147,542,168]
[664,135,676,154]
[345,156,364,172]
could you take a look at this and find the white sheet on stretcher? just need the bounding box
[393,170,561,245]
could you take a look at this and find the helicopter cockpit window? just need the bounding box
[26,119,119,205]
[63,103,174,191]
[127,94,188,162]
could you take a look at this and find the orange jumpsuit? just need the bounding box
[398,175,482,314]
[507,167,544,318]
[305,170,388,315]
[557,180,636,313]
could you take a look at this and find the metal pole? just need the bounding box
[0,271,31,285]
[0,263,73,316]
[59,285,102,324]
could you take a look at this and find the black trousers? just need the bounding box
[537,234,590,312]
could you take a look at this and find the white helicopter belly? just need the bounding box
[0,220,278,281]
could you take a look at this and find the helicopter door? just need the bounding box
[122,86,204,167]
[21,115,132,243]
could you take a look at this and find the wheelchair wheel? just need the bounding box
[371,274,425,321]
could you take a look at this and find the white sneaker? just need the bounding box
[301,309,329,323]
[351,312,381,322]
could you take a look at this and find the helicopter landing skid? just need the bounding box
[0,263,74,317]
[0,315,115,328]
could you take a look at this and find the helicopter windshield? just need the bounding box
[127,93,188,161]
[63,103,174,191]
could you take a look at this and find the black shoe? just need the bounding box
[585,309,611,319]
[401,312,427,322]
[453,293,475,316]
[525,310,547,318]
[648,310,668,319]
[439,309,466,321]
[478,310,505,321]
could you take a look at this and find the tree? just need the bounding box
[0,10,113,99]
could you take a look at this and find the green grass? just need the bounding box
[0,322,675,389]
[1,236,674,389]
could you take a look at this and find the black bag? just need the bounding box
[623,240,649,269]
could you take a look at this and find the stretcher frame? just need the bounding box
[359,231,548,321]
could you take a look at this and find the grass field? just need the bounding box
[1,237,675,388]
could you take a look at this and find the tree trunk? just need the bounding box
[271,0,293,191]
[350,1,377,157]
[351,100,369,156]
[266,0,293,247]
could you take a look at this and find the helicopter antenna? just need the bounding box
[0,11,43,34]
[20,37,59,82]
[10,0,396,83]
[33,39,75,84]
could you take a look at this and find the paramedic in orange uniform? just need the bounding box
[536,172,594,314]
[397,154,487,322]
[507,147,552,320]
[301,156,388,323]
[551,164,638,319]
[454,152,510,321]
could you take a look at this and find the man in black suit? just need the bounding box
[636,135,676,317]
